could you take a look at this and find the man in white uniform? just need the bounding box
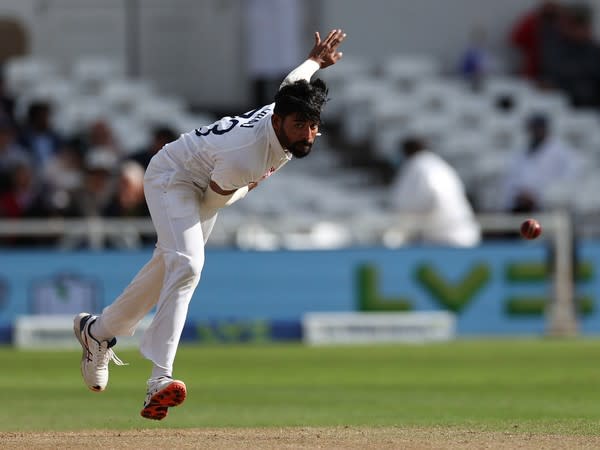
[388,136,481,247]
[73,29,346,420]
[501,114,581,213]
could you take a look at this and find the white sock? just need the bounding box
[151,365,172,380]
[90,317,114,342]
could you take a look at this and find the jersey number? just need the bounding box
[195,108,259,137]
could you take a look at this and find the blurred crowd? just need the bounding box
[0,76,176,227]
[1,0,599,248]
[503,1,600,216]
[510,1,600,109]
[0,71,180,245]
[457,1,600,110]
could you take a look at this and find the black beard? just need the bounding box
[288,141,312,158]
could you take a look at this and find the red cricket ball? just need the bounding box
[520,218,542,240]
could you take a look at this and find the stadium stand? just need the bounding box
[2,47,600,247]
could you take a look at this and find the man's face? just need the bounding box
[272,113,320,158]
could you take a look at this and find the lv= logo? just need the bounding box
[356,263,489,313]
[356,262,595,316]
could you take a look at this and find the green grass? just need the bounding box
[2,339,600,433]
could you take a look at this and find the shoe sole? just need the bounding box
[73,312,104,392]
[140,381,187,421]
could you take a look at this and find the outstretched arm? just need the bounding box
[281,28,347,87]
[202,30,347,210]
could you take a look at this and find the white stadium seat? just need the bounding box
[380,54,440,93]
[72,57,125,95]
[3,56,59,96]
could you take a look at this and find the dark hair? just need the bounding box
[401,136,426,154]
[273,79,328,123]
[27,101,51,123]
[527,113,549,129]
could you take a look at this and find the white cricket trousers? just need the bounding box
[99,151,217,373]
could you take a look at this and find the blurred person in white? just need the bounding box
[243,0,303,106]
[501,113,582,213]
[387,136,481,247]
[73,29,346,420]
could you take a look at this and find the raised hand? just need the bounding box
[308,29,347,69]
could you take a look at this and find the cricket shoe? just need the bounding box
[140,376,187,420]
[73,312,126,392]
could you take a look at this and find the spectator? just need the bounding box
[127,126,177,169]
[103,161,149,218]
[86,119,121,156]
[0,158,52,246]
[18,100,62,168]
[42,139,85,216]
[102,160,150,248]
[458,26,501,89]
[509,1,563,81]
[42,139,84,194]
[501,113,582,213]
[70,148,118,218]
[0,159,42,218]
[0,67,15,124]
[540,2,600,109]
[386,136,481,247]
[0,118,29,193]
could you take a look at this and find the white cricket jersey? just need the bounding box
[162,104,291,191]
[154,59,320,193]
[389,150,481,247]
[501,137,582,210]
